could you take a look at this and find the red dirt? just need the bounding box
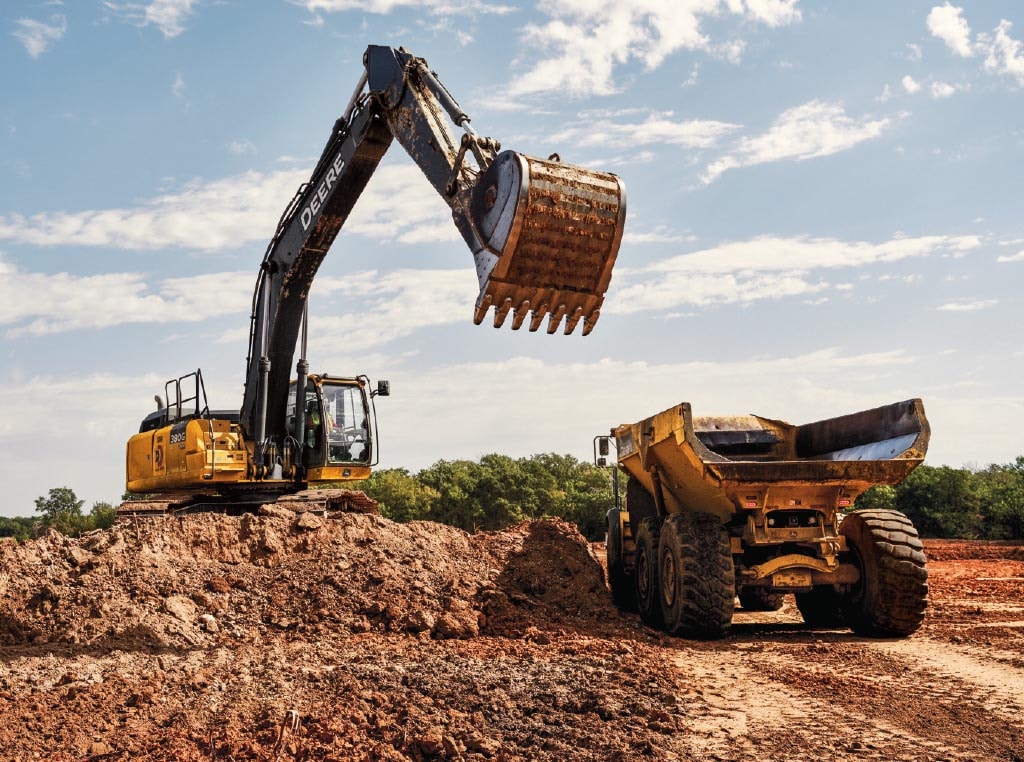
[1,514,1022,760]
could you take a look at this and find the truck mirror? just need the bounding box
[598,437,610,456]
[374,380,391,397]
[597,457,608,467]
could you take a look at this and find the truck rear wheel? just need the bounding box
[606,509,637,612]
[634,517,663,627]
[839,509,928,637]
[795,587,845,628]
[658,513,735,639]
[738,588,785,612]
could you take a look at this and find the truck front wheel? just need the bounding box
[634,517,663,627]
[606,509,637,612]
[839,509,928,637]
[658,513,735,639]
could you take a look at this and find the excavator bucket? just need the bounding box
[468,152,626,336]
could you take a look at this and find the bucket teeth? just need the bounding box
[546,304,567,335]
[511,300,530,330]
[468,152,625,337]
[493,297,513,328]
[473,294,492,326]
[564,306,584,335]
[529,303,549,332]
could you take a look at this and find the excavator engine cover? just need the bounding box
[469,151,626,335]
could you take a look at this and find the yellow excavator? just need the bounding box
[122,45,626,514]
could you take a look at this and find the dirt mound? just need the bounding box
[0,511,678,761]
[0,511,612,650]
[3,519,1022,760]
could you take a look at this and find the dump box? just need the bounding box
[598,399,930,639]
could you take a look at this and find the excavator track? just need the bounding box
[117,489,379,518]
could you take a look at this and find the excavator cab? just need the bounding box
[287,374,387,482]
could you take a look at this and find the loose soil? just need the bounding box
[0,511,1021,761]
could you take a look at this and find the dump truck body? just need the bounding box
[600,399,930,639]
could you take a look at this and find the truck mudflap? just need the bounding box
[469,152,626,335]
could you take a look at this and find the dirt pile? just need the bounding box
[1,518,1022,760]
[0,511,616,650]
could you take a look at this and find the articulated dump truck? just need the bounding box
[596,399,930,639]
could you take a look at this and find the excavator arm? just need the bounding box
[240,45,626,455]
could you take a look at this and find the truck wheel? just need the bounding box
[658,513,735,639]
[606,509,637,612]
[839,509,928,637]
[634,517,663,628]
[738,588,785,612]
[795,587,845,628]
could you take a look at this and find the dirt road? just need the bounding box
[0,512,1021,760]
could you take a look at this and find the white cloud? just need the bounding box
[901,75,921,94]
[997,250,1024,263]
[928,80,966,98]
[105,0,201,38]
[702,101,894,183]
[906,42,923,61]
[509,0,802,98]
[12,14,67,58]
[622,226,695,245]
[937,299,998,312]
[608,234,980,314]
[0,163,458,252]
[927,3,973,57]
[172,72,185,98]
[550,110,740,150]
[0,258,252,337]
[983,20,1024,86]
[228,139,257,156]
[309,268,476,352]
[294,0,514,16]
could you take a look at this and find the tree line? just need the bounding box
[6,454,1024,542]
[348,453,615,540]
[0,487,117,541]
[856,456,1024,540]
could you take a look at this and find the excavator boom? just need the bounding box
[242,44,626,445]
[125,44,626,504]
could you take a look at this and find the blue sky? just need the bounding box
[1,0,1022,515]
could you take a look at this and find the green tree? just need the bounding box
[89,501,118,531]
[33,488,118,537]
[975,457,1024,540]
[855,484,896,510]
[34,487,84,523]
[0,516,36,542]
[351,469,439,523]
[34,486,92,535]
[895,465,983,538]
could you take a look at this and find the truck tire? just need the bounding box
[839,509,928,637]
[606,509,637,612]
[795,587,845,628]
[738,588,785,612]
[658,513,735,639]
[634,517,663,627]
